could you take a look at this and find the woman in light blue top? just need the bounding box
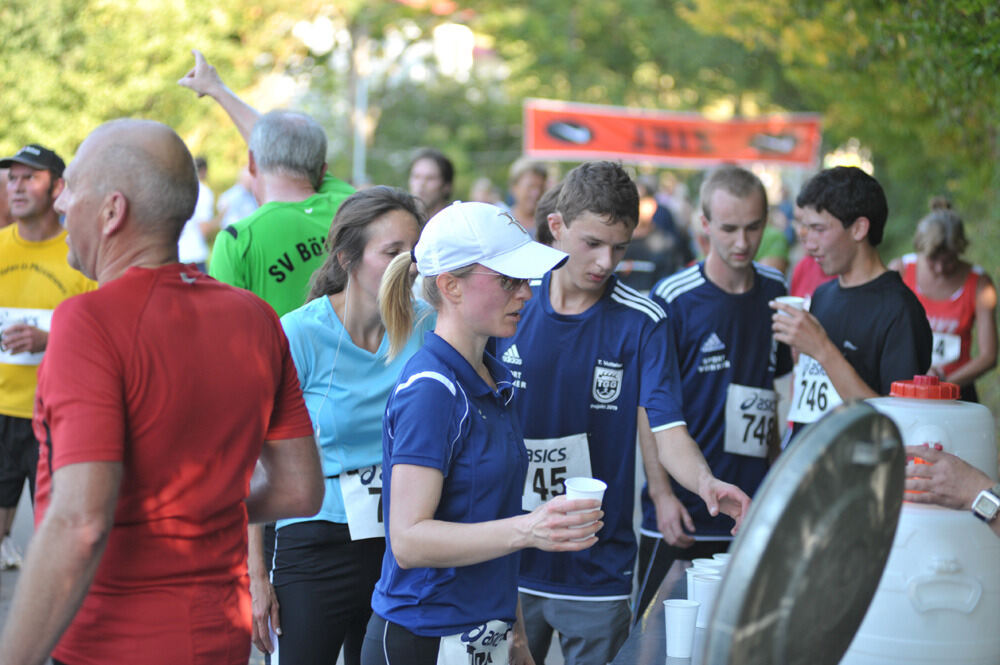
[249,187,434,665]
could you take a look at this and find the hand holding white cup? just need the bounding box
[773,295,806,316]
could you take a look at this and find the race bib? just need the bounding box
[437,620,510,665]
[521,433,591,511]
[724,384,777,458]
[341,464,384,540]
[0,307,52,366]
[787,354,843,424]
[931,332,961,367]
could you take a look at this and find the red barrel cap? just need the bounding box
[889,375,960,400]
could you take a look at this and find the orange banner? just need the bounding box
[524,99,822,168]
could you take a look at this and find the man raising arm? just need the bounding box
[0,119,322,665]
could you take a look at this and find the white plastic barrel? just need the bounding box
[840,376,1000,665]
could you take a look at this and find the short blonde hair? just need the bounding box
[508,156,547,187]
[913,209,968,256]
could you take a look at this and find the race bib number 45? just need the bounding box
[341,464,384,540]
[521,433,592,511]
[724,384,777,458]
[787,354,843,424]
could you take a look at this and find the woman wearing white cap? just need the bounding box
[361,202,603,665]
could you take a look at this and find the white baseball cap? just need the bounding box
[414,201,568,278]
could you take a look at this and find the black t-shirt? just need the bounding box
[810,270,933,394]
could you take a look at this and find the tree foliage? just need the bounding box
[3,1,999,413]
[680,1,1000,246]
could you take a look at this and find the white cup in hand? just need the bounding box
[563,477,606,540]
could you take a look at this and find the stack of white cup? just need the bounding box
[687,555,729,628]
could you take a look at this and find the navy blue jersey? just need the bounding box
[643,262,793,538]
[372,333,528,636]
[495,274,685,599]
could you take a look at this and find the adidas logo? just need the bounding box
[502,344,523,366]
[700,332,725,354]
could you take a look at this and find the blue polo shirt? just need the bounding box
[371,332,529,637]
[277,296,435,529]
[643,263,793,538]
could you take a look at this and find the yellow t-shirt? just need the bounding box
[0,225,97,418]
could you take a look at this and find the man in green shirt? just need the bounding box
[179,49,353,316]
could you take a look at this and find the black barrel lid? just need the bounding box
[704,403,904,665]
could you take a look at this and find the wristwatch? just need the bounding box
[971,483,1000,523]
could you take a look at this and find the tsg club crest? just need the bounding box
[592,359,624,404]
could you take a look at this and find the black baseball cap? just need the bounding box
[0,144,66,178]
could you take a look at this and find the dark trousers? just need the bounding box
[360,613,440,665]
[272,521,385,665]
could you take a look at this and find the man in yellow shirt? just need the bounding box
[0,144,96,567]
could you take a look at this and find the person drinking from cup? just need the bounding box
[772,166,932,439]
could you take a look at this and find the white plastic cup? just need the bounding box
[690,557,725,572]
[685,566,701,600]
[774,295,806,316]
[564,476,607,504]
[664,599,700,659]
[711,552,731,564]
[692,573,722,628]
[564,477,606,540]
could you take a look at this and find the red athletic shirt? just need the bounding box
[33,264,313,665]
[789,254,835,299]
[901,254,980,374]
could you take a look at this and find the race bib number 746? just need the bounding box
[787,354,843,424]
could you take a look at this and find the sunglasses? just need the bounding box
[467,271,529,292]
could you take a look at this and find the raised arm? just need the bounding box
[178,49,261,144]
[771,300,878,400]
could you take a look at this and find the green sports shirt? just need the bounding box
[209,175,354,316]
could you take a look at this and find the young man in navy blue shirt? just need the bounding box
[495,161,750,665]
[635,166,793,619]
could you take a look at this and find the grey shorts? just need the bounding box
[519,592,631,665]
